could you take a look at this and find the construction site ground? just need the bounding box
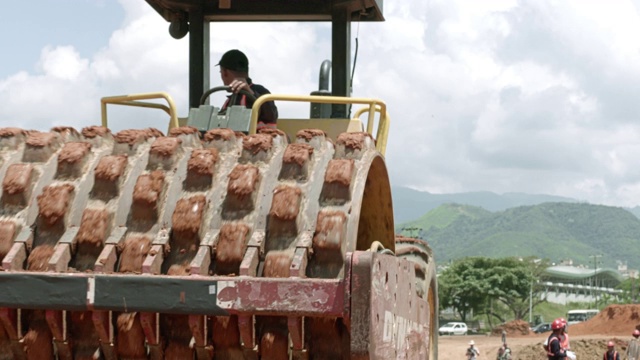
[438,304,640,359]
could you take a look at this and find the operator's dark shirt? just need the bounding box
[547,334,566,360]
[221,78,278,124]
[604,350,620,360]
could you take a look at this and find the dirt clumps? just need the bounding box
[23,314,54,360]
[169,126,200,137]
[270,186,301,221]
[204,128,235,142]
[0,221,16,259]
[187,148,219,176]
[26,132,58,148]
[228,164,260,197]
[58,142,91,164]
[283,143,314,166]
[37,184,74,225]
[150,137,181,157]
[95,155,128,182]
[296,129,326,141]
[118,235,151,273]
[242,134,272,154]
[216,223,251,275]
[258,128,286,138]
[570,304,640,336]
[260,330,289,359]
[114,128,163,145]
[27,245,56,271]
[3,163,33,195]
[132,170,165,209]
[171,195,207,237]
[336,132,373,150]
[492,319,531,336]
[313,211,347,251]
[81,126,110,138]
[0,127,25,138]
[263,252,293,278]
[76,209,110,247]
[116,312,146,359]
[325,159,354,186]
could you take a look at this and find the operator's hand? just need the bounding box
[229,79,253,95]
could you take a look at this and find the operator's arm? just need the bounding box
[249,85,278,124]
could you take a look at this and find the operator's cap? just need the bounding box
[469,340,475,345]
[217,49,249,72]
[608,340,615,347]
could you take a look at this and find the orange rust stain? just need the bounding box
[283,143,313,166]
[76,209,110,248]
[37,184,74,225]
[296,129,326,141]
[187,148,219,176]
[150,137,181,157]
[132,170,165,208]
[313,211,347,252]
[204,128,235,142]
[118,235,151,273]
[81,126,110,138]
[269,186,301,221]
[58,142,91,165]
[242,134,273,154]
[94,155,128,182]
[325,159,355,186]
[171,195,207,236]
[2,163,33,195]
[27,245,56,271]
[227,164,260,197]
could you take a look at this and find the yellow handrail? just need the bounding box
[352,105,390,155]
[250,94,390,154]
[101,92,179,130]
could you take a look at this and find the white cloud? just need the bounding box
[3,0,640,208]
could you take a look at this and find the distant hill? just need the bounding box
[391,186,579,224]
[397,202,640,269]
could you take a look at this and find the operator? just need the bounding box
[546,318,567,360]
[216,49,278,130]
[603,340,620,360]
[466,340,480,360]
[559,317,570,351]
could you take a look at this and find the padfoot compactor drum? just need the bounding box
[0,1,438,359]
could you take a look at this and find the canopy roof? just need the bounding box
[145,0,384,22]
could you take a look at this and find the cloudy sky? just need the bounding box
[3,0,640,207]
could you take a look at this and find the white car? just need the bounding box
[438,322,468,336]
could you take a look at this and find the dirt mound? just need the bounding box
[492,319,531,336]
[515,337,626,360]
[569,304,640,336]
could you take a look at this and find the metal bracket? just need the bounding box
[92,310,116,360]
[45,310,72,360]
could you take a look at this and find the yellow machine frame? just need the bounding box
[100,92,390,155]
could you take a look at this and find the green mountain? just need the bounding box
[391,186,579,223]
[398,202,640,269]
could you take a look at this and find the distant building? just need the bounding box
[540,265,624,304]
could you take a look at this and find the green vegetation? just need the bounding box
[438,256,548,326]
[399,202,640,269]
